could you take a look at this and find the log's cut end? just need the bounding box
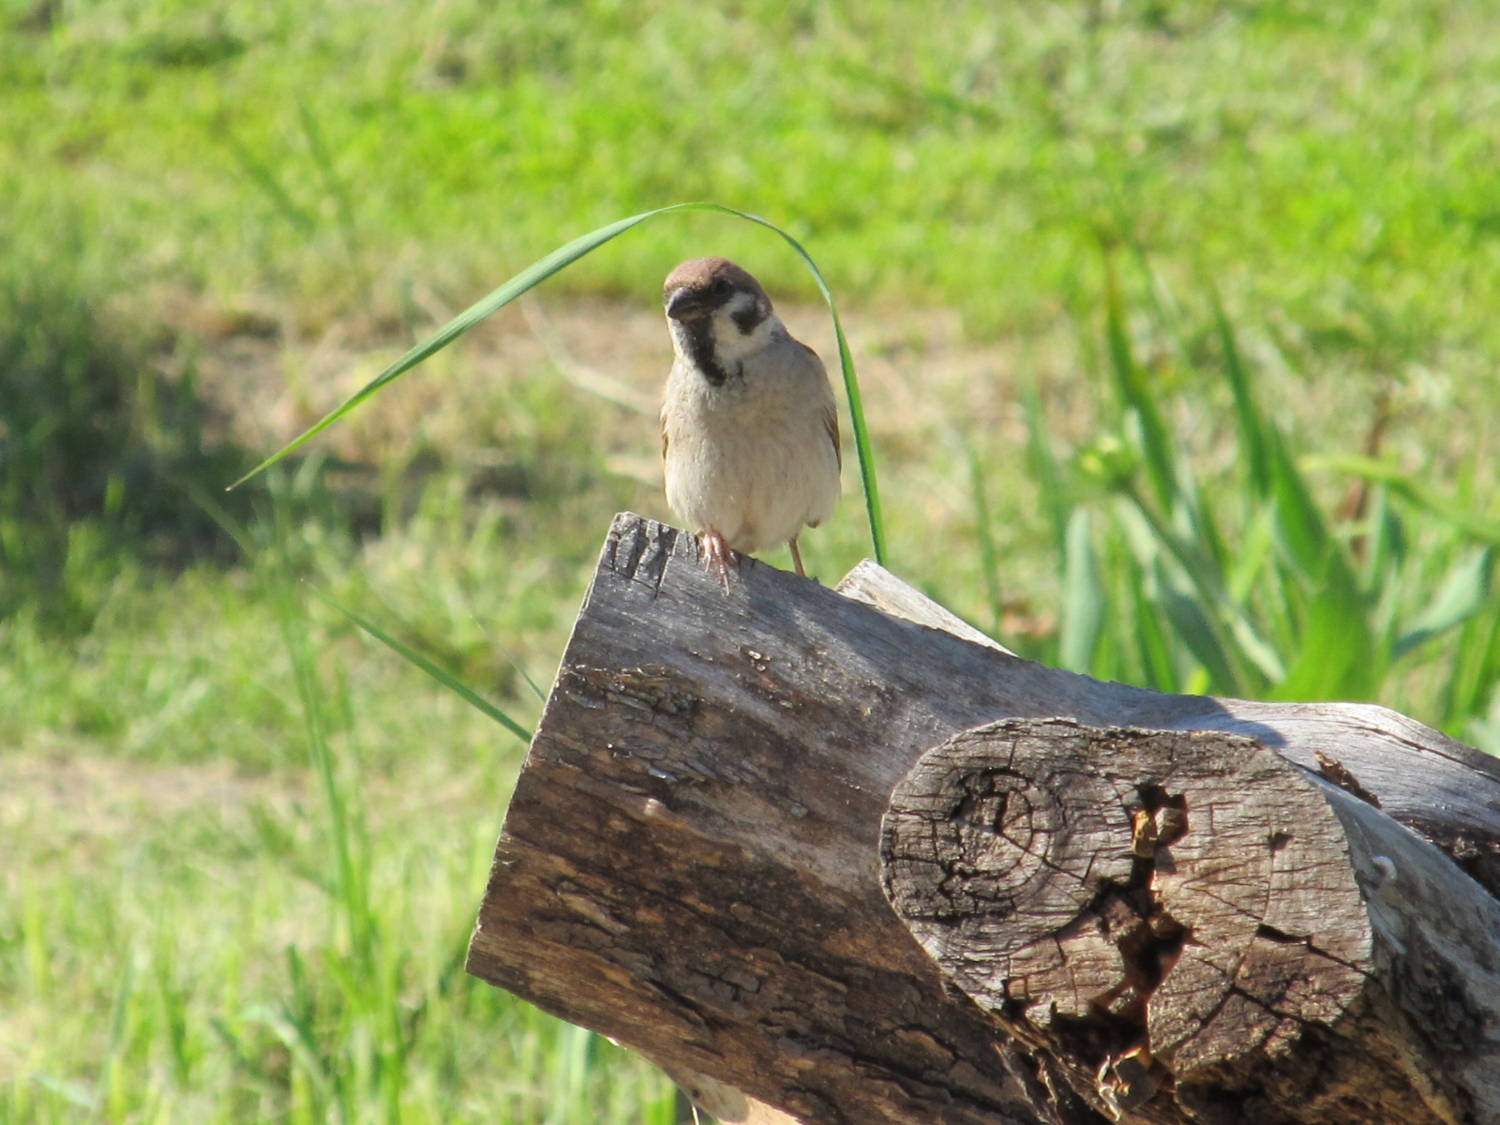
[882,718,1500,1125]
[883,720,1372,1119]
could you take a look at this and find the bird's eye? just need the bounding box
[710,278,731,296]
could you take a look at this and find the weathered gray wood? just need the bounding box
[466,513,1500,1125]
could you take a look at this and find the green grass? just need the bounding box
[7,1,1500,347]
[0,546,675,1123]
[5,0,1500,1121]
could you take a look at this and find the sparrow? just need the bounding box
[660,257,842,587]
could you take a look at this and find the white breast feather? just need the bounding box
[662,320,840,556]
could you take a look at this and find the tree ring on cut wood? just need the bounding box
[880,723,1136,971]
[881,719,1372,1089]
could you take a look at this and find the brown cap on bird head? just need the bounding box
[663,258,772,322]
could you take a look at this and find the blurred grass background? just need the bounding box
[4,0,1500,1121]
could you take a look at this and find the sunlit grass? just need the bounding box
[5,1,1500,1122]
[0,550,671,1124]
[5,0,1500,355]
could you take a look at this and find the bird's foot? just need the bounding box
[788,537,807,578]
[699,529,736,592]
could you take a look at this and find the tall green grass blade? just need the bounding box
[1362,486,1406,592]
[1121,485,1285,684]
[1102,253,1176,510]
[1124,554,1178,692]
[1020,374,1068,558]
[1059,509,1102,673]
[478,622,549,703]
[1467,698,1500,758]
[1166,449,1228,578]
[1443,609,1500,732]
[306,585,532,743]
[1273,550,1376,701]
[240,1002,337,1108]
[1393,548,1493,661]
[1269,431,1331,577]
[1226,503,1277,603]
[1153,557,1239,694]
[91,953,138,1124]
[277,577,375,970]
[229,202,887,563]
[544,1024,596,1125]
[1212,291,1272,499]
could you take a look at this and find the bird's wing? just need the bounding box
[799,341,842,471]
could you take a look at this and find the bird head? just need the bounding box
[663,258,779,383]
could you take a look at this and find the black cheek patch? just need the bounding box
[683,318,729,387]
[731,300,766,335]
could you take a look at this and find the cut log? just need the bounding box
[466,514,1500,1125]
[883,719,1500,1123]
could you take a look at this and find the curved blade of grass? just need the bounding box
[1444,602,1500,727]
[1120,484,1286,684]
[466,611,548,702]
[1153,556,1240,694]
[1122,550,1178,692]
[305,585,532,744]
[230,202,886,564]
[1269,430,1330,577]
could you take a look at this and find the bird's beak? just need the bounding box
[665,287,706,322]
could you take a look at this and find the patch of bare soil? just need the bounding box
[0,748,290,856]
[146,287,1088,482]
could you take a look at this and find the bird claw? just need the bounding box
[699,530,736,592]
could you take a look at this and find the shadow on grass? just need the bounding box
[0,266,366,632]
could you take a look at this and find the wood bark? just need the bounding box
[466,513,1500,1125]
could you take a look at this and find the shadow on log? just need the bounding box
[466,514,1500,1125]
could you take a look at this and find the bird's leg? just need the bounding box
[699,528,736,592]
[788,537,806,578]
